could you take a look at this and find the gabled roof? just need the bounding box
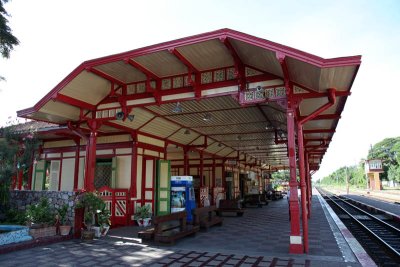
[17,28,361,171]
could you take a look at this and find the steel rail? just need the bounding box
[322,190,400,259]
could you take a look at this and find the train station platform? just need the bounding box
[339,193,400,216]
[0,189,373,266]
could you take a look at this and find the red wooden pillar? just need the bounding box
[84,120,101,192]
[305,152,312,219]
[297,125,309,253]
[183,147,189,176]
[27,151,34,190]
[17,169,23,190]
[199,151,204,186]
[130,142,137,198]
[287,107,303,254]
[73,138,80,191]
[212,157,216,189]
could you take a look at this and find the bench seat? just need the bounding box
[192,205,223,231]
[217,199,245,216]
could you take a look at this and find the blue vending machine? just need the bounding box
[170,176,196,222]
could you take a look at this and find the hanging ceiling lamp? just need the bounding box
[172,102,183,113]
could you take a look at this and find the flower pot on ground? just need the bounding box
[134,204,152,227]
[81,229,95,240]
[97,205,111,236]
[56,204,71,236]
[26,197,56,238]
[75,191,111,239]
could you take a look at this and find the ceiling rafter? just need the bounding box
[54,94,96,111]
[220,37,246,91]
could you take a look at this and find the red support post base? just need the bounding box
[289,243,304,254]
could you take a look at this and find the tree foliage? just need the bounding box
[0,121,40,207]
[0,0,19,59]
[368,137,400,181]
[321,136,400,187]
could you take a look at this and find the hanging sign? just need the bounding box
[239,86,286,105]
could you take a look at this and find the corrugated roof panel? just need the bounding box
[286,57,321,92]
[299,97,340,117]
[168,129,201,145]
[40,101,81,121]
[319,65,358,91]
[132,51,187,77]
[60,71,110,105]
[94,61,146,83]
[112,107,155,130]
[303,119,336,130]
[176,39,234,71]
[230,39,283,77]
[140,117,180,138]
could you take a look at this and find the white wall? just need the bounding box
[61,158,75,191]
[116,155,131,189]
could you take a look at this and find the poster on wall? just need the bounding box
[171,186,186,213]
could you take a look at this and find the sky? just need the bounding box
[1,0,399,181]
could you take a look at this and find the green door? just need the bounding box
[32,160,46,190]
[156,160,171,216]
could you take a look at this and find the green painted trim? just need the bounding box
[156,160,171,216]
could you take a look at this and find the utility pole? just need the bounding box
[345,166,349,195]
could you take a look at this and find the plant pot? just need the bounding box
[81,229,95,240]
[137,218,151,227]
[59,225,71,236]
[92,226,101,238]
[101,225,110,236]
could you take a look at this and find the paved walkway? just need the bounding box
[0,191,366,266]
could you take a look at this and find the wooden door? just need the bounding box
[32,160,46,190]
[156,160,171,216]
[142,157,155,211]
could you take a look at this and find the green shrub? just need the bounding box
[26,197,54,225]
[1,208,26,225]
[56,204,69,225]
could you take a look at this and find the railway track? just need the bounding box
[317,188,400,267]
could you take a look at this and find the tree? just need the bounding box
[368,137,400,181]
[0,0,19,81]
[0,121,40,208]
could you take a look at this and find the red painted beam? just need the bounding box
[220,37,246,91]
[299,113,340,121]
[87,67,125,86]
[54,94,96,110]
[303,129,335,133]
[125,59,160,80]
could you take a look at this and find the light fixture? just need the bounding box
[116,111,125,120]
[127,114,135,122]
[172,102,183,113]
[115,111,134,122]
[203,113,212,122]
[184,129,190,135]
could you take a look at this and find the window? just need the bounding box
[94,158,112,189]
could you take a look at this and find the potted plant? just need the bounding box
[97,203,111,236]
[56,204,71,236]
[75,191,105,240]
[134,204,152,227]
[26,197,56,238]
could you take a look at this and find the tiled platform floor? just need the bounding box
[0,190,368,266]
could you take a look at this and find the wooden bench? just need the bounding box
[192,205,223,231]
[217,199,245,216]
[243,194,263,208]
[151,211,199,244]
[259,193,270,205]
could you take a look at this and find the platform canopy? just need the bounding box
[18,28,361,172]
